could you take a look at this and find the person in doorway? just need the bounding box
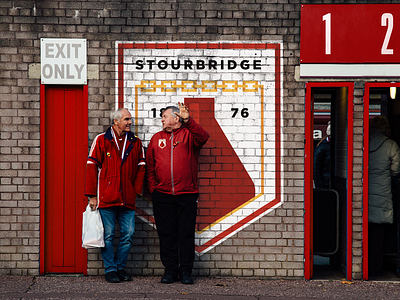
[85,108,146,283]
[368,116,400,276]
[146,103,210,284]
[314,121,331,189]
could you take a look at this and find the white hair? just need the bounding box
[110,108,126,125]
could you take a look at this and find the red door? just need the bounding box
[304,82,354,280]
[40,85,88,274]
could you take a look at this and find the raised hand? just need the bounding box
[174,102,190,123]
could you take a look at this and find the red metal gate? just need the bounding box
[40,85,88,274]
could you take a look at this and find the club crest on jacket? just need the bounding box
[158,139,166,149]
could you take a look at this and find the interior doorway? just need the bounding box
[363,83,400,281]
[305,83,354,280]
[40,85,88,274]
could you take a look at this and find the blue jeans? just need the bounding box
[98,207,135,274]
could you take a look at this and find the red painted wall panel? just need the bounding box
[185,98,255,232]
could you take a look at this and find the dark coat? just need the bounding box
[314,138,331,189]
[369,128,400,224]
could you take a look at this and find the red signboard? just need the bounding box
[301,4,400,64]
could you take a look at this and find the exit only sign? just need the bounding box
[41,38,87,85]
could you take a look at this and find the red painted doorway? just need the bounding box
[363,82,400,280]
[40,85,88,274]
[304,82,354,280]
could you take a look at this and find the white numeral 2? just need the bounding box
[381,13,394,55]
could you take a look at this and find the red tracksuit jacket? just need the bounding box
[85,127,146,209]
[146,117,210,195]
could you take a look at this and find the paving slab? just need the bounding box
[1,275,399,299]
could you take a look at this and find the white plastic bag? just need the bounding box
[82,204,105,249]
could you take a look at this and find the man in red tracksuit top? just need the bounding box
[85,108,146,283]
[146,102,209,284]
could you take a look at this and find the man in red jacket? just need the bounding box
[85,108,146,283]
[146,102,209,284]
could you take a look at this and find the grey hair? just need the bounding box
[165,106,182,122]
[110,108,125,125]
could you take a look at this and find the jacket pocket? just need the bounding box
[99,175,123,205]
[125,175,136,198]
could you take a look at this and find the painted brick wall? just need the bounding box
[0,0,372,279]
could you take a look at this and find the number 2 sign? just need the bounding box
[301,4,400,64]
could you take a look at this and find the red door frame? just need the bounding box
[304,83,315,279]
[362,82,400,280]
[40,84,88,275]
[305,82,354,280]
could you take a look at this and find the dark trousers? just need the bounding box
[368,222,388,274]
[152,190,198,273]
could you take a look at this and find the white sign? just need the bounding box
[116,41,283,255]
[41,38,87,84]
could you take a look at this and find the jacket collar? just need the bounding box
[105,127,138,164]
[105,127,137,142]
[164,124,184,134]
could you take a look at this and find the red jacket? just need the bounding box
[84,127,146,209]
[146,117,210,195]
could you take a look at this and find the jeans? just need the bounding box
[98,207,135,274]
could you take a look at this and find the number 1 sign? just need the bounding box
[116,42,283,255]
[300,4,400,77]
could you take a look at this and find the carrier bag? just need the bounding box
[82,204,105,249]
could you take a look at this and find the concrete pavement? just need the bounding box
[1,275,400,299]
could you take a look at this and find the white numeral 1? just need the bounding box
[323,13,331,55]
[381,13,394,55]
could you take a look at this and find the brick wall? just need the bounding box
[352,83,365,280]
[0,0,375,279]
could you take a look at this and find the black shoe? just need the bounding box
[117,269,132,281]
[161,269,178,284]
[180,270,194,284]
[105,271,120,283]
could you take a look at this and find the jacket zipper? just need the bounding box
[111,128,126,206]
[170,132,175,195]
[120,158,124,206]
[115,139,125,206]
